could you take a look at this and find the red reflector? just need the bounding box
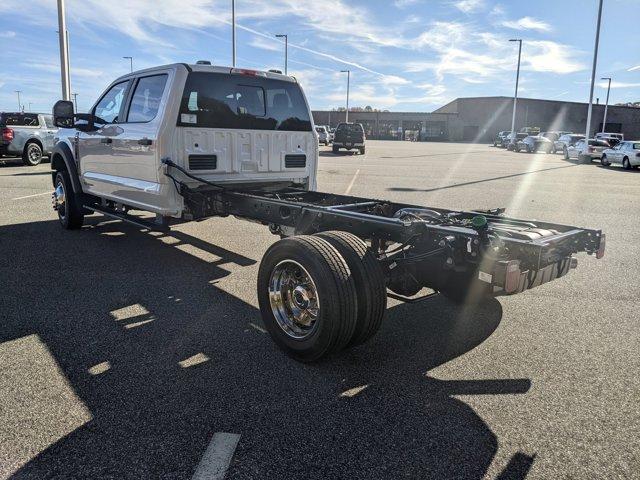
[2,128,14,142]
[596,233,606,259]
[231,68,265,77]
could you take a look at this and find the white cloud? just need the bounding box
[502,16,551,32]
[21,62,104,78]
[0,31,16,38]
[628,65,640,71]
[598,81,640,89]
[394,0,421,7]
[454,0,484,13]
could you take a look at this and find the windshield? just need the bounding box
[178,72,312,131]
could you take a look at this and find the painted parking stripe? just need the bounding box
[344,168,360,195]
[12,191,51,200]
[192,432,241,480]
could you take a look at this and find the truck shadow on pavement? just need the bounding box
[1,218,533,480]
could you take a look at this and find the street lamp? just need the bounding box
[600,77,611,133]
[585,0,604,141]
[123,56,133,73]
[340,70,350,123]
[275,34,288,75]
[231,0,236,67]
[508,39,522,147]
[56,0,71,100]
[14,90,22,111]
[28,102,33,112]
[72,92,78,112]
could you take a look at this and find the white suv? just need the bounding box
[51,63,317,228]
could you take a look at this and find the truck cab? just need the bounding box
[52,63,317,219]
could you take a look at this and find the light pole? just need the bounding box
[72,93,78,112]
[585,0,604,141]
[231,0,236,67]
[56,0,71,100]
[509,39,522,147]
[600,76,611,133]
[340,70,350,123]
[15,90,22,111]
[123,56,133,73]
[275,34,288,75]
[28,102,33,112]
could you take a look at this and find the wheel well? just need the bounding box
[24,138,43,151]
[50,153,67,186]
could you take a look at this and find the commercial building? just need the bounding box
[312,96,640,143]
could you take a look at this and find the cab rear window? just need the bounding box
[0,113,39,127]
[178,72,312,131]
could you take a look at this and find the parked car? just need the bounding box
[324,125,334,143]
[515,135,554,153]
[600,141,640,169]
[554,134,585,154]
[493,131,510,147]
[503,132,528,150]
[332,122,365,154]
[0,112,57,165]
[315,125,330,145]
[564,138,609,162]
[519,126,540,136]
[595,132,623,147]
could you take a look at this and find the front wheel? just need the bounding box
[257,235,357,362]
[563,147,569,160]
[54,170,84,229]
[623,157,631,170]
[601,155,610,166]
[332,145,339,153]
[22,142,43,166]
[359,146,366,155]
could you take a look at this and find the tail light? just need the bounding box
[596,233,606,259]
[587,146,595,153]
[504,260,522,294]
[2,128,14,142]
[231,68,266,77]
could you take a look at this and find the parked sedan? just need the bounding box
[564,139,610,162]
[315,125,330,146]
[600,141,640,169]
[515,135,554,153]
[554,134,585,154]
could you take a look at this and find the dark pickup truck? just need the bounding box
[332,122,366,154]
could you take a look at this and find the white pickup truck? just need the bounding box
[50,62,605,362]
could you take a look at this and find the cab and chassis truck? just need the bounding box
[50,63,605,362]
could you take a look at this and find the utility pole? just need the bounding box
[28,102,33,112]
[509,39,522,147]
[585,0,604,141]
[56,0,71,100]
[600,76,611,133]
[123,56,133,73]
[232,0,236,67]
[72,93,78,112]
[275,34,288,74]
[341,70,350,123]
[15,90,22,111]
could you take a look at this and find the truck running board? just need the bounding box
[84,205,170,232]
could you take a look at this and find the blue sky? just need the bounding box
[0,0,639,113]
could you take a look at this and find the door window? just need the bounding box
[94,81,129,124]
[43,116,54,128]
[126,74,168,123]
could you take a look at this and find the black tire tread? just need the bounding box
[315,231,386,346]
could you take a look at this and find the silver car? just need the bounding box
[601,141,640,169]
[0,112,57,165]
[315,125,330,145]
[564,138,609,162]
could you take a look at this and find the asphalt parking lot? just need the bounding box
[1,141,638,479]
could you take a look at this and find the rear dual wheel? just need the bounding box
[257,232,386,361]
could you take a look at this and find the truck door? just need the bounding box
[41,115,57,152]
[78,79,131,198]
[106,73,169,209]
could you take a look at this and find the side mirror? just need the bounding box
[52,100,74,128]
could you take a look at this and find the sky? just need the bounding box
[0,0,639,113]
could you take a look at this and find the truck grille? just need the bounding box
[188,155,217,170]
[285,154,306,168]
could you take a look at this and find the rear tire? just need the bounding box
[315,231,386,347]
[22,142,43,166]
[54,170,84,229]
[563,147,569,160]
[257,235,357,362]
[359,146,366,155]
[601,154,610,166]
[332,145,339,154]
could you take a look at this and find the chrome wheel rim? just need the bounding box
[54,180,66,219]
[28,145,40,163]
[268,260,320,339]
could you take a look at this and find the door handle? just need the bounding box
[138,139,152,146]
[100,137,112,144]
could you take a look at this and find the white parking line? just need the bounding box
[12,192,50,201]
[344,168,360,195]
[249,322,267,334]
[192,432,241,480]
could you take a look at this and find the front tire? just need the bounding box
[315,231,386,347]
[623,157,631,170]
[601,154,610,166]
[563,147,569,160]
[332,145,339,153]
[54,170,84,229]
[359,146,366,155]
[257,236,357,362]
[22,142,43,166]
